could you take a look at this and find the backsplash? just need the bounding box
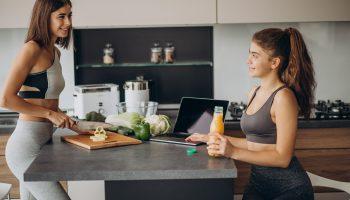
[1,22,350,109]
[213,22,350,103]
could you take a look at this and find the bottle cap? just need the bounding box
[186,148,197,156]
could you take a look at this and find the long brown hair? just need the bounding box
[252,28,316,119]
[25,0,72,49]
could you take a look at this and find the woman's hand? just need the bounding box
[185,133,209,143]
[47,111,75,129]
[70,124,93,135]
[207,133,235,158]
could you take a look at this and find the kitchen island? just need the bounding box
[2,110,350,198]
[23,129,237,200]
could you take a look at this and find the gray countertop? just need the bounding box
[1,110,350,135]
[2,119,349,134]
[224,119,350,130]
[24,129,237,182]
[157,109,350,130]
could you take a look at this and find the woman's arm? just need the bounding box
[0,42,74,128]
[185,133,248,150]
[208,88,298,168]
[225,136,248,149]
[187,86,259,146]
[0,42,51,117]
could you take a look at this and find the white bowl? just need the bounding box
[116,101,158,116]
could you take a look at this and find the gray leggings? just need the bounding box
[5,119,70,200]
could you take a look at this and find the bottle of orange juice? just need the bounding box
[208,106,225,156]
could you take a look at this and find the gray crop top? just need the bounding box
[18,50,65,99]
[240,85,287,144]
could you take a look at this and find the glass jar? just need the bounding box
[103,43,114,64]
[164,42,175,63]
[150,43,162,64]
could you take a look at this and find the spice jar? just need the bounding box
[150,43,162,64]
[103,43,114,64]
[164,42,175,63]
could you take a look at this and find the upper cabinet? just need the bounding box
[0,0,35,28]
[1,0,349,28]
[72,0,216,28]
[217,0,350,23]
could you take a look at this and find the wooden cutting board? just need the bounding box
[61,131,142,150]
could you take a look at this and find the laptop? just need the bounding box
[150,97,229,146]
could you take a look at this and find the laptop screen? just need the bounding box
[173,97,229,135]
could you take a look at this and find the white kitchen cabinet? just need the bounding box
[217,0,350,23]
[2,0,349,28]
[71,0,216,28]
[0,0,35,28]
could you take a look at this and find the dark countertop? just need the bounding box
[157,109,350,130]
[24,129,237,182]
[2,110,350,135]
[224,119,350,130]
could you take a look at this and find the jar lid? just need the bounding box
[151,47,162,53]
[151,42,162,52]
[164,46,175,52]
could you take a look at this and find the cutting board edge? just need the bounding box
[61,133,142,150]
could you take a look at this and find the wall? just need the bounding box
[0,28,75,110]
[213,22,350,102]
[1,22,350,110]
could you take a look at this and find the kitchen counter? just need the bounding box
[2,110,350,135]
[157,109,350,130]
[24,128,237,200]
[24,128,236,181]
[224,119,350,130]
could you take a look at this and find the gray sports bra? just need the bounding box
[18,50,65,99]
[240,85,287,144]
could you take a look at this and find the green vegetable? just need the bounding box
[133,122,151,141]
[105,126,119,133]
[105,112,144,129]
[117,126,134,136]
[85,111,106,122]
[144,115,171,136]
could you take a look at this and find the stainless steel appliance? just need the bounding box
[124,76,149,106]
[228,99,350,121]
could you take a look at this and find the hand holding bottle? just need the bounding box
[185,133,209,143]
[207,133,234,158]
[208,106,225,156]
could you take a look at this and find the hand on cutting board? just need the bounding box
[70,123,93,135]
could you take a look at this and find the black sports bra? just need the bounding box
[18,50,65,99]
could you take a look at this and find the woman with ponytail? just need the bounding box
[187,28,316,199]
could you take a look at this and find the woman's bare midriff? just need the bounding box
[19,98,58,123]
[247,141,276,151]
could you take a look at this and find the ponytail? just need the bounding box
[283,28,316,118]
[253,28,316,118]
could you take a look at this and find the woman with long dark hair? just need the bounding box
[0,0,74,199]
[187,27,316,199]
